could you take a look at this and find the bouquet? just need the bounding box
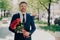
[15,22,24,33]
[10,18,27,38]
[10,18,20,29]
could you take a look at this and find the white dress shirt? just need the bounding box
[19,11,26,23]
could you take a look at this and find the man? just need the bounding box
[9,1,36,40]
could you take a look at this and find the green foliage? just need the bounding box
[26,0,59,11]
[35,20,47,24]
[15,22,24,32]
[0,17,2,20]
[40,25,60,32]
[0,0,12,10]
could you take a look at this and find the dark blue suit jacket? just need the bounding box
[9,13,36,40]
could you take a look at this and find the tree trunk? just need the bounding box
[4,10,6,17]
[47,9,50,26]
[0,10,2,20]
[37,8,40,21]
[47,0,51,26]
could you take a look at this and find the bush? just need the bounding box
[54,17,60,25]
[0,18,2,21]
[35,20,47,24]
[40,25,60,32]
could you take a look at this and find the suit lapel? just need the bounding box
[25,14,28,24]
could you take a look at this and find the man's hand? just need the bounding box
[22,30,30,38]
[24,32,30,37]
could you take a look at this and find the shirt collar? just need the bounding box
[18,11,26,23]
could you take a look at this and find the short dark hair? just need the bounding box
[19,1,27,5]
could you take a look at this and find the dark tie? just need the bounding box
[23,14,25,24]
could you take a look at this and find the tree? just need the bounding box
[0,0,12,17]
[0,0,12,10]
[26,0,59,26]
[39,0,59,26]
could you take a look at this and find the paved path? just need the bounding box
[0,18,55,40]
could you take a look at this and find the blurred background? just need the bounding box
[0,0,60,40]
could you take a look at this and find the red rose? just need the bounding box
[10,18,20,29]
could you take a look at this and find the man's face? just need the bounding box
[19,3,27,12]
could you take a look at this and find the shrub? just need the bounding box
[40,25,60,32]
[54,17,60,25]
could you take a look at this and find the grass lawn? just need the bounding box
[40,25,60,32]
[0,18,2,20]
[35,19,60,32]
[35,20,47,24]
[0,16,8,21]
